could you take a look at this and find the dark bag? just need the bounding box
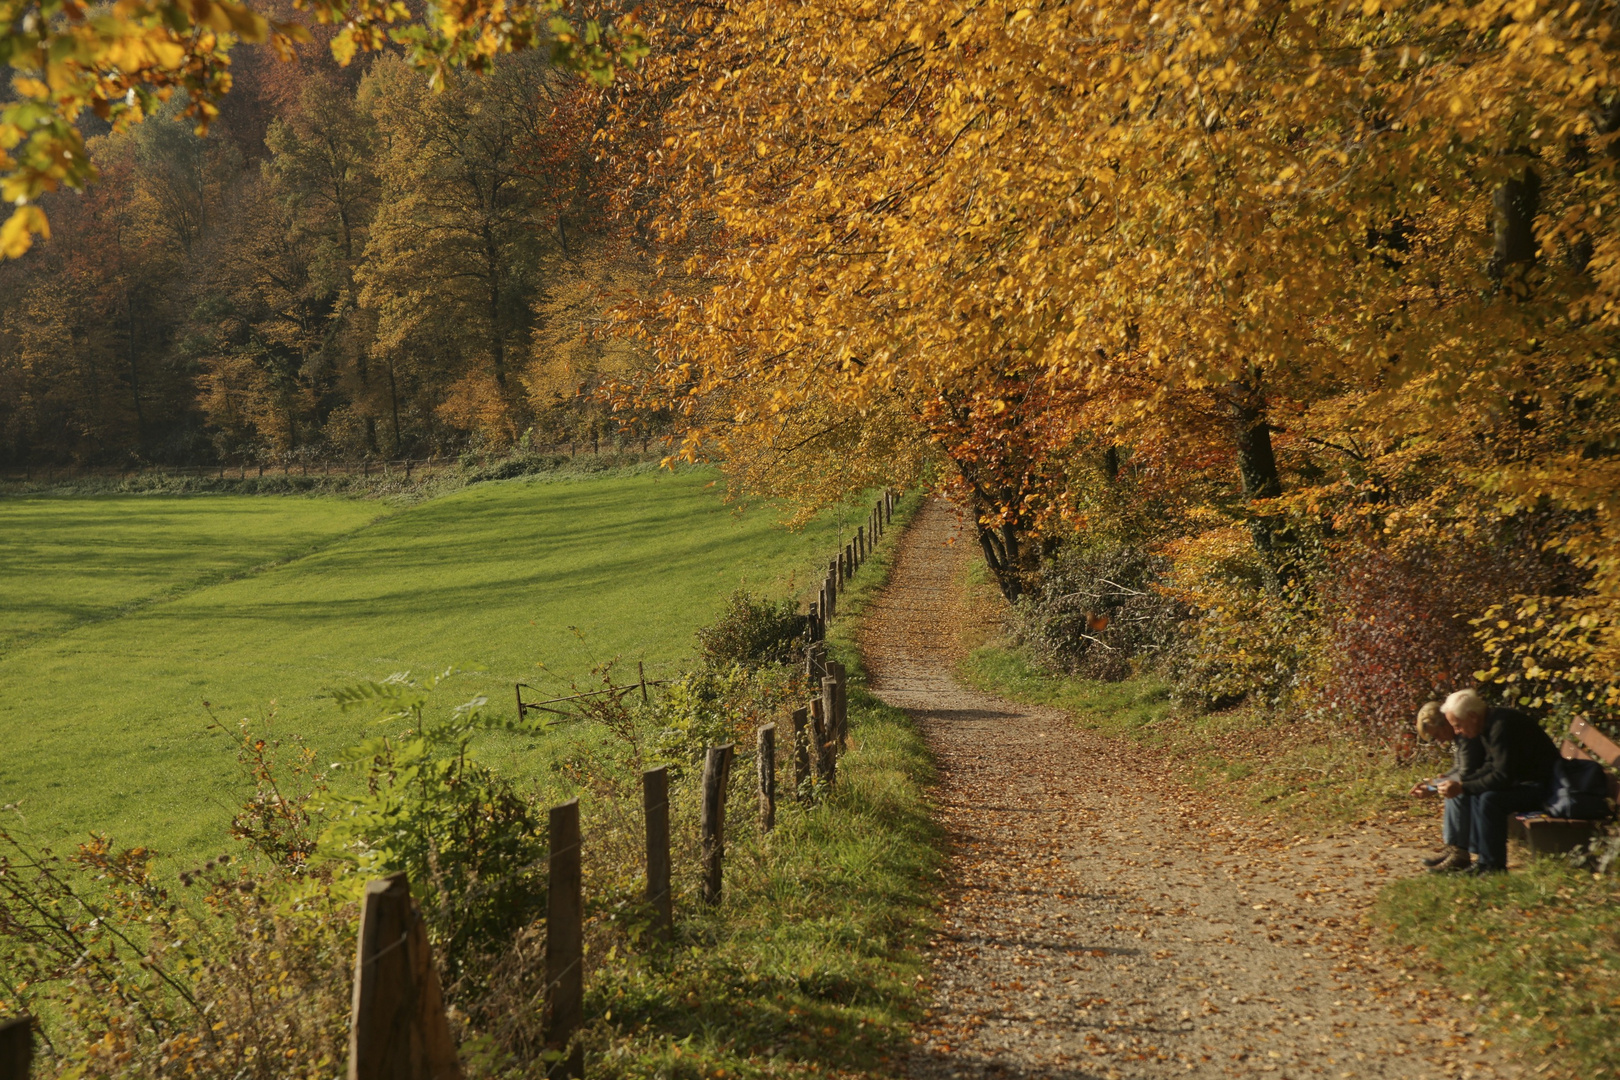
[1545,757,1613,819]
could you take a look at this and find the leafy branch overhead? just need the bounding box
[0,0,645,257]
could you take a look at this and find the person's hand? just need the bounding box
[1409,780,1437,798]
[1437,779,1463,799]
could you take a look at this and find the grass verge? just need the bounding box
[0,451,664,501]
[579,492,939,1079]
[1377,861,1620,1077]
[958,642,1438,835]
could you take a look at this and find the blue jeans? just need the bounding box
[1471,782,1550,870]
[1443,793,1473,851]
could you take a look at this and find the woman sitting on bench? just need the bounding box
[1410,701,1484,873]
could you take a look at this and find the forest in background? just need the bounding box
[0,21,657,469]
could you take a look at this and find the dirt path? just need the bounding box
[861,499,1521,1080]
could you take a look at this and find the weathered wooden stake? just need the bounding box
[822,671,843,756]
[814,684,838,787]
[757,724,776,831]
[639,660,649,704]
[791,707,811,798]
[700,744,735,904]
[829,661,848,750]
[546,799,585,1079]
[809,698,832,785]
[858,525,866,563]
[0,1016,32,1080]
[643,767,672,939]
[349,873,462,1080]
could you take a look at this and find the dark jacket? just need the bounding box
[1460,707,1560,795]
[1445,735,1486,784]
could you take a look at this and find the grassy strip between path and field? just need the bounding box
[958,644,1439,835]
[956,581,1620,1080]
[581,491,939,1080]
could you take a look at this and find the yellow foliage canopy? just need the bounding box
[619,0,1620,698]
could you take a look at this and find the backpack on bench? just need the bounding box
[1545,757,1614,820]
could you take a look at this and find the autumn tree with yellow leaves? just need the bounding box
[613,0,1620,726]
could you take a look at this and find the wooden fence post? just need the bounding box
[791,707,811,799]
[809,698,832,786]
[643,767,672,939]
[829,661,848,751]
[822,673,842,757]
[858,525,866,563]
[348,873,462,1080]
[546,799,584,1079]
[757,724,776,831]
[700,744,735,904]
[0,1016,32,1080]
[814,687,837,787]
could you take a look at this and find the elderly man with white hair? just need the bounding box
[1432,688,1560,874]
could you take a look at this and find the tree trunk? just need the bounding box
[485,229,506,389]
[1490,163,1541,287]
[1223,373,1284,567]
[124,287,145,457]
[387,359,403,456]
[978,519,1023,602]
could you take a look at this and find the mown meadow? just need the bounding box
[0,468,861,858]
[0,475,937,1080]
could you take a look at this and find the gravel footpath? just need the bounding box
[860,498,1522,1080]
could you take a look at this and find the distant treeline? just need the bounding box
[0,41,661,468]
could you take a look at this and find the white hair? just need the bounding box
[1443,688,1487,723]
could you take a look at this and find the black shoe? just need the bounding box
[1426,849,1473,873]
[1461,863,1505,876]
[1422,845,1461,868]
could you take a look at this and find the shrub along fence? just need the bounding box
[0,489,902,1080]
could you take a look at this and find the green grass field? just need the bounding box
[0,470,855,858]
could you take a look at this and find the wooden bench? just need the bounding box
[1509,717,1620,856]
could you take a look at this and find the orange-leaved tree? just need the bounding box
[614,0,1620,704]
[0,0,644,258]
